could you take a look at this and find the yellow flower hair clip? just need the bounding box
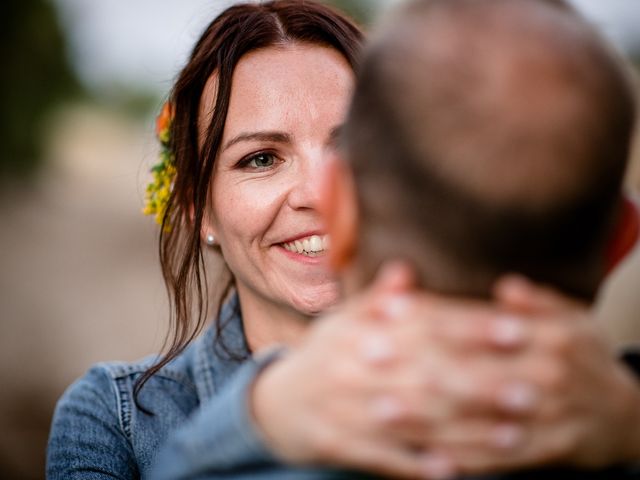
[144,102,176,227]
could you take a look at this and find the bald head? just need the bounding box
[343,0,636,299]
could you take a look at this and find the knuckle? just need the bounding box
[545,325,574,356]
[539,360,570,392]
[370,394,411,425]
[417,372,440,395]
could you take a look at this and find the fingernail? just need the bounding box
[376,261,405,283]
[490,315,526,347]
[376,260,415,288]
[491,423,525,449]
[420,451,456,479]
[360,334,395,364]
[379,294,411,319]
[502,274,532,290]
[370,395,404,421]
[499,382,538,412]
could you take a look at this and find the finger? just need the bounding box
[428,419,527,452]
[439,373,539,418]
[368,282,529,350]
[493,274,587,314]
[358,331,398,366]
[419,450,458,480]
[446,420,581,476]
[427,309,530,351]
[433,312,530,350]
[372,260,419,293]
[355,264,420,324]
[373,292,530,350]
[368,372,538,445]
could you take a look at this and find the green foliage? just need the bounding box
[0,0,82,178]
[321,0,379,26]
[93,84,163,121]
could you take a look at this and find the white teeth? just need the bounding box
[309,235,322,252]
[282,234,330,256]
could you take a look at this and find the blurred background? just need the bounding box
[0,0,639,478]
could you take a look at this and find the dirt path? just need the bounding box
[0,105,167,478]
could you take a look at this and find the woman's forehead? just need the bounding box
[198,43,353,142]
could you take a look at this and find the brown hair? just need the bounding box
[136,0,363,402]
[344,0,636,301]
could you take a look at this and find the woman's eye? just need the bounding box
[246,153,276,169]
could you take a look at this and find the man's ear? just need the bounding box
[605,196,639,274]
[319,153,359,272]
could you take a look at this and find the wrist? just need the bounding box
[249,352,304,463]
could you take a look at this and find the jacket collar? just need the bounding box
[193,294,251,402]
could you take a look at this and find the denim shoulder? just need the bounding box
[47,355,200,480]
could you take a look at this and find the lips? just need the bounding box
[281,234,330,256]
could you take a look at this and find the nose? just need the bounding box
[286,150,325,211]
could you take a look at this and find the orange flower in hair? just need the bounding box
[155,101,173,145]
[144,102,176,228]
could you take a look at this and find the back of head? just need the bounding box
[343,0,637,300]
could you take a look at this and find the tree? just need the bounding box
[0,0,81,177]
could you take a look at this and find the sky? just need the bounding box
[52,0,237,93]
[52,0,640,94]
[570,0,640,52]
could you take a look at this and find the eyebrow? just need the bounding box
[221,125,344,152]
[222,131,291,152]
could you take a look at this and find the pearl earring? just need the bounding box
[205,234,216,246]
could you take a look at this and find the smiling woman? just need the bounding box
[208,45,351,335]
[46,1,363,477]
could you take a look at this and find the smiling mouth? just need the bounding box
[281,234,330,257]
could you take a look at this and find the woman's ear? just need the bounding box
[194,205,218,247]
[319,153,359,272]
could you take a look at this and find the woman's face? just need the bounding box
[203,44,353,317]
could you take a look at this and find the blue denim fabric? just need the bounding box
[46,295,281,479]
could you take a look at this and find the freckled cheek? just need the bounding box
[212,181,288,245]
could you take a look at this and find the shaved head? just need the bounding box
[343,0,636,299]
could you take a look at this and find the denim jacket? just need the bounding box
[47,296,281,479]
[47,295,375,480]
[47,294,640,480]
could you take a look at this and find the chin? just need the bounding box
[290,283,340,316]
